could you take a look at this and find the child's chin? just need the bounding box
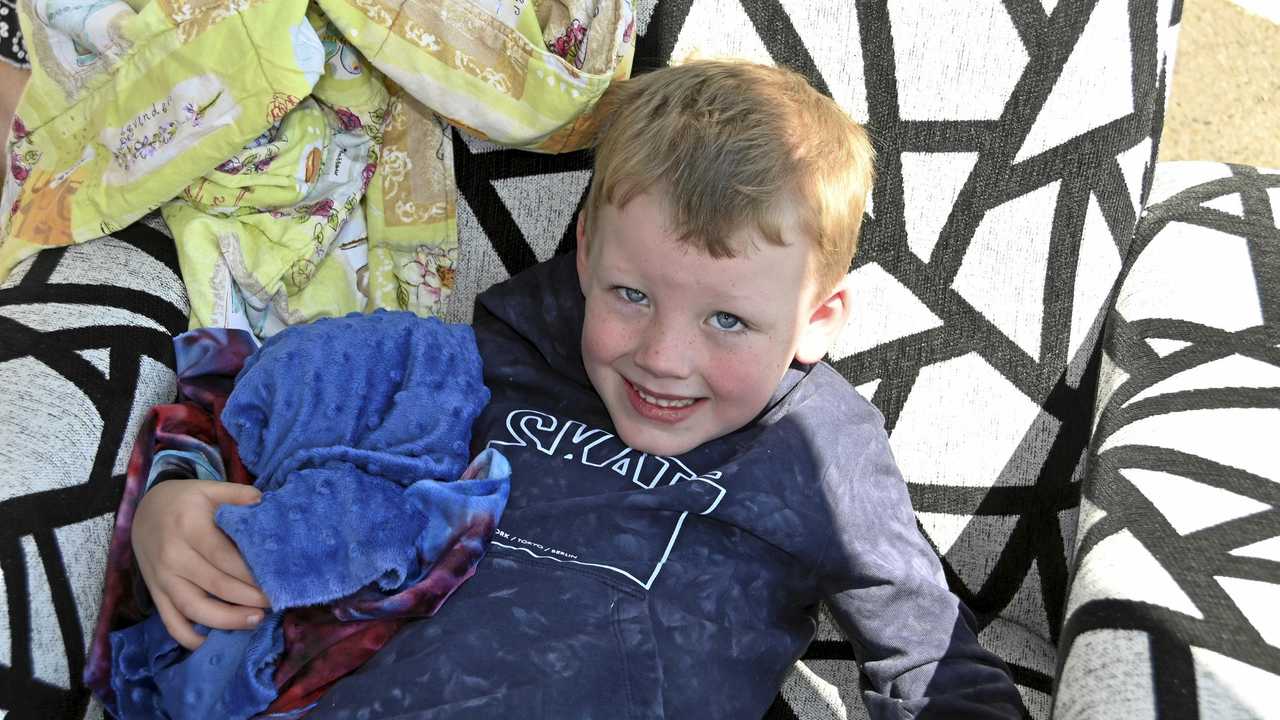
[614,423,700,458]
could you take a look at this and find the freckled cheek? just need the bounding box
[582,309,636,365]
[704,343,779,410]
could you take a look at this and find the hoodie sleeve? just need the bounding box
[817,422,1026,719]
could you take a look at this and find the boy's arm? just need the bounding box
[817,425,1026,719]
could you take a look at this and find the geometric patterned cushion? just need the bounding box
[1055,161,1280,719]
[443,2,1180,718]
[0,221,187,719]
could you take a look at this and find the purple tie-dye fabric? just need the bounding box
[86,315,509,719]
[85,328,258,714]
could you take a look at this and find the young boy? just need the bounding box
[133,61,1025,718]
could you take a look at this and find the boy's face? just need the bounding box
[576,191,850,457]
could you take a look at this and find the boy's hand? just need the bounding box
[132,480,271,650]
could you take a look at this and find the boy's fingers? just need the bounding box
[204,482,262,507]
[181,558,270,609]
[151,589,206,651]
[198,533,268,604]
[169,576,266,634]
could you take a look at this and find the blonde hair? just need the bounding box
[584,60,876,296]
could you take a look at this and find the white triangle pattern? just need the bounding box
[1127,353,1280,406]
[634,0,657,35]
[1215,577,1280,649]
[112,356,176,477]
[953,181,1060,360]
[1016,0,1134,161]
[1119,221,1264,332]
[1204,193,1244,216]
[888,0,1028,121]
[1019,688,1052,720]
[892,353,1046,489]
[461,132,506,154]
[1067,528,1203,619]
[1117,138,1152,217]
[1099,408,1280,484]
[1006,559,1052,637]
[1231,536,1280,563]
[52,515,115,676]
[670,0,774,66]
[0,566,6,666]
[779,0,869,123]
[0,358,102,493]
[1146,338,1191,357]
[22,535,70,688]
[1192,646,1280,720]
[1120,468,1269,535]
[1060,506,1080,565]
[917,511,971,555]
[854,379,881,403]
[829,262,943,360]
[1068,194,1122,365]
[491,171,591,263]
[901,152,980,263]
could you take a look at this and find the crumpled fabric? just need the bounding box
[86,312,511,719]
[3,0,636,334]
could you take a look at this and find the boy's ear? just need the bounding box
[575,210,590,293]
[794,275,853,365]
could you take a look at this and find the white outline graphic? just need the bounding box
[488,409,727,588]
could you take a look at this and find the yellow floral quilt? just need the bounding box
[3,0,634,333]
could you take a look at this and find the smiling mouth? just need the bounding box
[633,385,697,408]
[624,379,705,418]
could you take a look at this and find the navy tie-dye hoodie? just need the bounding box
[309,254,1025,719]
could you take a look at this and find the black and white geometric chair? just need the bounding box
[1,1,1275,718]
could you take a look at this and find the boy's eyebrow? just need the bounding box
[628,265,761,302]
[704,286,758,304]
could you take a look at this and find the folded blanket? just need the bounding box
[88,312,511,719]
[3,0,635,332]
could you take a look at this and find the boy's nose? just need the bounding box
[633,321,694,380]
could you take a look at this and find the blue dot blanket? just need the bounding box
[100,312,510,719]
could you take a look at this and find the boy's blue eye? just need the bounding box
[617,287,648,304]
[711,312,745,331]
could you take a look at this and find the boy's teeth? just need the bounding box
[637,387,695,408]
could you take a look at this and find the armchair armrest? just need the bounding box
[0,219,187,719]
[1055,161,1280,719]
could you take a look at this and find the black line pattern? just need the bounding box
[1056,163,1280,719]
[1,222,187,718]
